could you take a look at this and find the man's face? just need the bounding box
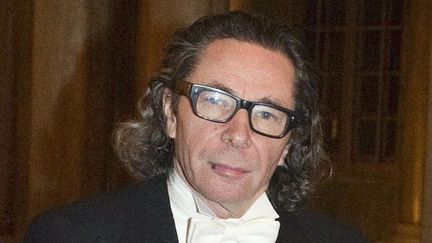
[164,39,296,216]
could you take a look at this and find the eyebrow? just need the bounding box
[206,80,289,109]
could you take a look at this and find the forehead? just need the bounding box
[189,39,296,108]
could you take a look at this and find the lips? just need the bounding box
[209,162,251,177]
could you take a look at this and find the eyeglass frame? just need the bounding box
[172,80,302,139]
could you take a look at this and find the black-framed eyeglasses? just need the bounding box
[173,81,302,138]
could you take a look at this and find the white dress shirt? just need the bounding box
[167,170,280,243]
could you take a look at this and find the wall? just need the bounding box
[5,0,139,241]
[2,1,228,242]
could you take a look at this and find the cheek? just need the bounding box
[173,106,207,159]
[260,141,289,168]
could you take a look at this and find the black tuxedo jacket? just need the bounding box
[24,176,368,242]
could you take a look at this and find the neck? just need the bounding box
[191,183,262,219]
[172,164,263,219]
[196,194,250,219]
[174,164,256,219]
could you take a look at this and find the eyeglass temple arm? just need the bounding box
[174,80,192,96]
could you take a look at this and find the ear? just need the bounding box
[163,90,177,139]
[278,144,290,166]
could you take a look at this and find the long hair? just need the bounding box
[114,11,330,212]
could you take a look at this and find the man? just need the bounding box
[25,12,367,242]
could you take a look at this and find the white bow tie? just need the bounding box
[187,217,280,243]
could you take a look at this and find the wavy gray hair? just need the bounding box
[114,11,330,212]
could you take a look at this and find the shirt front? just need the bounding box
[167,170,280,243]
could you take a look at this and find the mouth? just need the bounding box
[209,162,251,178]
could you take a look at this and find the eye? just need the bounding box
[204,96,226,106]
[199,92,231,107]
[256,110,277,120]
[253,105,287,123]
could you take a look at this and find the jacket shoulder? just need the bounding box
[279,209,369,242]
[24,176,176,242]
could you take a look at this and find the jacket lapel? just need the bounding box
[118,176,179,242]
[116,176,310,243]
[276,211,309,243]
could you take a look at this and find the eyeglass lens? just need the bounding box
[193,89,289,137]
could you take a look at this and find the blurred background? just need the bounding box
[1,0,431,242]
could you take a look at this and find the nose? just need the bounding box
[220,109,252,149]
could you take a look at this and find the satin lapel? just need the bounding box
[118,177,179,242]
[276,212,309,243]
